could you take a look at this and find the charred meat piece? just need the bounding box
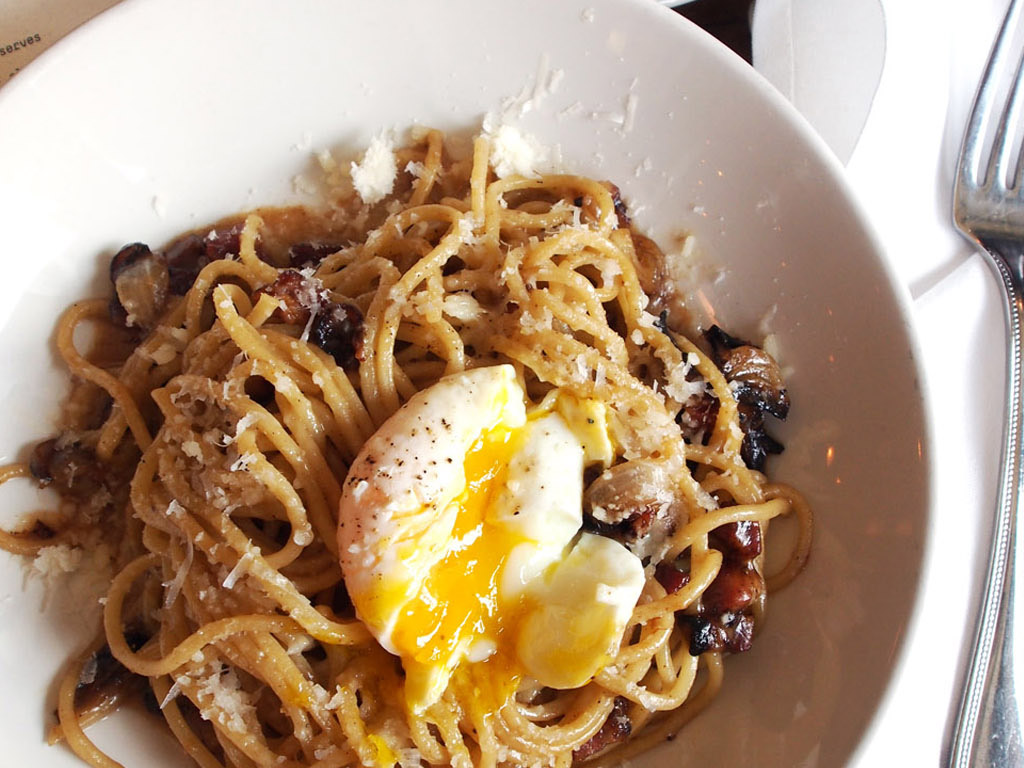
[674,520,766,657]
[583,459,680,563]
[678,387,719,445]
[737,403,785,470]
[108,243,170,329]
[654,559,690,595]
[162,234,211,295]
[680,614,728,656]
[310,302,364,371]
[573,697,632,762]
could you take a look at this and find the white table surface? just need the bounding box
[0,0,1011,765]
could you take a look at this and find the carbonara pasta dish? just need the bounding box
[0,127,811,768]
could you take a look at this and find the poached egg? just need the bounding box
[337,365,644,712]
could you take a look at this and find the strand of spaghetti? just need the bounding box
[183,257,265,336]
[669,498,789,557]
[150,676,226,768]
[470,136,490,233]
[698,465,765,507]
[613,612,675,666]
[238,213,279,285]
[235,367,337,548]
[55,300,153,450]
[594,639,698,711]
[764,482,813,592]
[361,204,465,258]
[275,343,376,458]
[630,548,722,625]
[498,686,614,752]
[530,287,629,368]
[407,129,444,207]
[395,318,465,373]
[56,646,125,768]
[669,330,745,456]
[151,462,366,645]
[370,221,467,417]
[104,557,302,675]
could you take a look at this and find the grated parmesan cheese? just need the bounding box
[442,293,483,322]
[351,133,398,204]
[483,122,549,179]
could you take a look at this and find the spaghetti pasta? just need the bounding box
[1,127,811,768]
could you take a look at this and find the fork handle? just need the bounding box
[949,237,1024,767]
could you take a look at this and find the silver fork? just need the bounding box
[951,0,1024,764]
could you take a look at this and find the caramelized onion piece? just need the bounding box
[583,459,681,563]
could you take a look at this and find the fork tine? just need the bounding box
[994,40,1024,190]
[962,0,1024,188]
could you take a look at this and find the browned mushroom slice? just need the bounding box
[702,325,789,470]
[73,633,150,723]
[703,325,789,418]
[29,438,105,500]
[109,243,170,329]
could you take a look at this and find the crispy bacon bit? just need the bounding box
[310,302,364,371]
[678,388,718,444]
[251,271,364,370]
[701,560,762,616]
[710,520,762,562]
[573,697,632,762]
[654,560,690,594]
[255,270,322,325]
[673,520,766,657]
[163,224,252,295]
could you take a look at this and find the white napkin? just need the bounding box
[752,0,1009,763]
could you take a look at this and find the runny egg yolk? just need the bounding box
[390,425,529,704]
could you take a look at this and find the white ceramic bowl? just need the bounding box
[0,0,930,766]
